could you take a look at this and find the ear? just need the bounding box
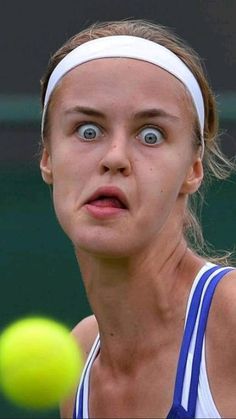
[40,147,53,184]
[181,157,203,194]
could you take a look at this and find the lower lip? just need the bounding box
[84,204,127,219]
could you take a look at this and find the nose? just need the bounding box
[99,135,132,176]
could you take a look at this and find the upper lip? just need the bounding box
[84,186,129,209]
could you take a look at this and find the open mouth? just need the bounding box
[87,195,127,209]
[85,187,129,211]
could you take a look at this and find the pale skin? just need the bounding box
[40,58,236,418]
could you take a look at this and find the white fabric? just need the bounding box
[75,262,221,418]
[75,335,99,419]
[42,35,205,154]
[181,262,221,418]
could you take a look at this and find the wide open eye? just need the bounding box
[138,127,164,146]
[77,123,102,141]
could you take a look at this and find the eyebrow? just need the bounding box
[64,106,105,118]
[63,106,180,121]
[133,108,180,121]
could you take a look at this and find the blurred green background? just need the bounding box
[0,1,236,417]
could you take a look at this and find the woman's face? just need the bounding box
[40,58,203,257]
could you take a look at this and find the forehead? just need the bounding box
[51,58,194,118]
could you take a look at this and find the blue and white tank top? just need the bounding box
[73,263,233,418]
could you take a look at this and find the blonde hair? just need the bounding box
[40,19,235,262]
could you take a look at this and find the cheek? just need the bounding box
[138,157,183,198]
[50,141,92,189]
[49,153,85,226]
[137,157,187,218]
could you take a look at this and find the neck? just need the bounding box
[76,232,203,351]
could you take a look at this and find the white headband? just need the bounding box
[42,35,205,154]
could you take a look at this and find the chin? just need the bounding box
[77,240,132,259]
[62,217,151,259]
[71,230,134,259]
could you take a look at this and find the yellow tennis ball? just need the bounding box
[0,317,84,410]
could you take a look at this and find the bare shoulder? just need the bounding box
[205,267,236,365]
[212,267,236,319]
[60,315,98,419]
[209,268,236,333]
[72,314,99,357]
[206,268,236,416]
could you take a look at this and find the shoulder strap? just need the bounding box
[172,265,221,406]
[74,335,100,419]
[187,267,232,417]
[170,265,233,418]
